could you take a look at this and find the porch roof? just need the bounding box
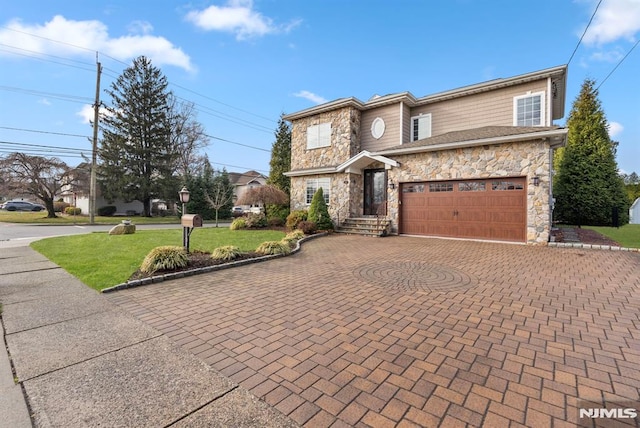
[336,151,399,174]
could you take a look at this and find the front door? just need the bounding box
[364,169,387,216]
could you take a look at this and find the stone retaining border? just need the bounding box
[548,242,640,252]
[101,232,329,293]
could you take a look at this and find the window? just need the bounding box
[459,182,486,192]
[410,114,432,141]
[514,92,545,126]
[492,181,524,191]
[402,184,425,193]
[306,178,331,204]
[307,123,331,149]
[429,182,453,192]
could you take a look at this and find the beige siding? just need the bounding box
[410,80,548,137]
[402,103,411,144]
[361,103,402,152]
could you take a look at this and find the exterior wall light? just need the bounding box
[532,176,540,187]
[388,180,396,190]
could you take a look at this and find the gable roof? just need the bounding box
[283,65,567,122]
[228,170,266,186]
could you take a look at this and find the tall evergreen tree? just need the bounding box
[267,114,292,196]
[98,56,177,216]
[553,79,629,226]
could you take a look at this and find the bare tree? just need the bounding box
[205,180,234,227]
[168,95,209,178]
[0,152,73,218]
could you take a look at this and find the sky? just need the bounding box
[1,0,639,177]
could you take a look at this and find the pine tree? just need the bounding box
[98,56,177,216]
[308,187,333,230]
[267,114,291,196]
[553,79,629,226]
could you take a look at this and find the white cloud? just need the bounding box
[589,48,625,62]
[38,98,51,106]
[76,104,111,124]
[609,121,624,137]
[185,0,300,40]
[0,15,194,72]
[582,0,640,45]
[293,90,327,105]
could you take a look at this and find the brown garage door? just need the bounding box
[400,178,526,242]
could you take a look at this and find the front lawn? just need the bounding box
[584,224,640,248]
[0,210,183,225]
[30,228,285,290]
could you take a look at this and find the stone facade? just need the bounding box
[385,141,551,244]
[291,107,361,170]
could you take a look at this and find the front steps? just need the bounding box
[335,217,391,237]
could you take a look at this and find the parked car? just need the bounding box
[248,206,264,214]
[2,201,46,211]
[232,206,245,217]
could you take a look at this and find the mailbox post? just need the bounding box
[181,214,203,253]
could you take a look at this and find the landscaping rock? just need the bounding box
[108,223,136,235]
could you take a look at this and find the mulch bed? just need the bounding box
[128,250,263,282]
[552,227,620,246]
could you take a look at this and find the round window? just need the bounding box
[371,117,385,139]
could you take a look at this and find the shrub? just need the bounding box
[255,241,291,256]
[297,220,317,234]
[281,229,305,245]
[54,201,70,212]
[230,218,247,230]
[286,210,308,230]
[245,212,267,228]
[211,245,242,261]
[65,206,82,215]
[140,246,188,274]
[267,204,290,223]
[268,217,284,227]
[308,188,334,230]
[98,205,117,216]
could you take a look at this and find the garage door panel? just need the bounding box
[400,178,526,242]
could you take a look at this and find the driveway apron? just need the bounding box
[107,234,640,427]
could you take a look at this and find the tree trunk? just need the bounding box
[44,198,57,218]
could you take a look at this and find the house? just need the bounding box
[229,170,267,209]
[283,65,568,244]
[630,198,640,225]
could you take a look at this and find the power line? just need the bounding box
[205,134,270,152]
[567,0,603,66]
[0,85,93,104]
[597,38,640,90]
[0,140,88,153]
[0,126,90,138]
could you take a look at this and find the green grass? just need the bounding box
[30,228,285,290]
[584,224,640,248]
[0,210,184,224]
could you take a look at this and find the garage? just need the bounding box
[400,177,527,242]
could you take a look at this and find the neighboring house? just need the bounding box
[229,170,267,208]
[283,65,568,244]
[630,198,640,225]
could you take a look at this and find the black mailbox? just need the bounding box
[181,214,203,228]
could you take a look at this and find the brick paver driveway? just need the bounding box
[107,235,640,427]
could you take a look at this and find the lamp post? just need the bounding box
[178,186,190,251]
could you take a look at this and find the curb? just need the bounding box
[548,242,640,252]
[101,232,329,293]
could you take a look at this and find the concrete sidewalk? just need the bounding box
[0,246,297,427]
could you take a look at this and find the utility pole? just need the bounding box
[89,56,102,225]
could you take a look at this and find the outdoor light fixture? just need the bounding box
[179,186,190,252]
[178,186,190,204]
[532,176,540,187]
[388,179,396,190]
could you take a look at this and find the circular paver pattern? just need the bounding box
[354,260,477,292]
